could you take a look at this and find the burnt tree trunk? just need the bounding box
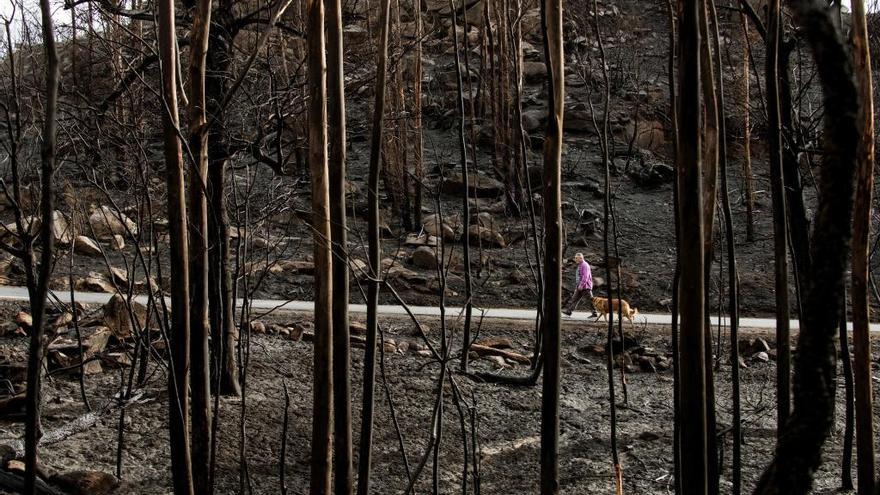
[356,0,391,490]
[23,0,58,491]
[307,0,334,491]
[327,0,353,489]
[676,0,708,493]
[158,0,195,490]
[754,0,859,491]
[849,0,876,490]
[187,0,214,490]
[539,0,563,491]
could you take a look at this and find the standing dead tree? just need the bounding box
[539,0,563,490]
[676,0,708,493]
[766,0,792,434]
[849,0,876,491]
[357,0,391,490]
[23,0,58,492]
[186,0,214,491]
[306,0,334,490]
[754,0,859,491]
[449,0,475,373]
[157,0,194,490]
[327,0,352,488]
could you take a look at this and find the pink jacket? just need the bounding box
[576,260,593,290]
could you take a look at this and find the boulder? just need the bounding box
[468,224,506,248]
[625,119,668,153]
[110,234,125,251]
[89,205,138,238]
[404,233,440,247]
[411,246,438,269]
[441,172,505,198]
[103,293,147,339]
[522,61,547,83]
[75,272,115,293]
[521,109,546,133]
[74,235,103,257]
[422,213,461,242]
[52,211,73,246]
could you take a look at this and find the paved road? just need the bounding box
[0,285,877,332]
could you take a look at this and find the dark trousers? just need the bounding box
[565,288,593,313]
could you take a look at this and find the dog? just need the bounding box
[591,296,639,323]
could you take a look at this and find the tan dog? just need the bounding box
[591,296,639,323]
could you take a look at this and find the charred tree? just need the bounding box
[754,0,859,491]
[539,0,564,491]
[676,0,708,493]
[849,0,876,490]
[450,0,475,373]
[356,0,391,490]
[766,0,791,433]
[186,0,214,490]
[327,0,353,488]
[158,0,195,490]
[307,0,334,489]
[23,0,58,491]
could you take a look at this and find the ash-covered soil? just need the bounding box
[0,300,876,494]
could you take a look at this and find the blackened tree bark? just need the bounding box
[307,0,334,491]
[676,0,708,493]
[357,0,391,490]
[187,0,214,490]
[849,0,875,491]
[450,0,474,373]
[539,0,563,491]
[158,0,194,490]
[327,0,353,489]
[766,0,792,434]
[754,0,859,492]
[206,0,241,398]
[23,0,58,491]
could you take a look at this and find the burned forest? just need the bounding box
[1,0,880,493]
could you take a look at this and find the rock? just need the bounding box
[486,355,508,369]
[103,294,147,339]
[89,205,138,238]
[74,235,103,257]
[625,119,668,153]
[275,260,316,275]
[51,211,73,246]
[15,311,32,330]
[522,61,546,83]
[563,109,593,133]
[349,259,369,280]
[110,234,125,251]
[441,172,505,198]
[637,355,657,373]
[468,225,506,248]
[397,341,410,353]
[404,233,439,247]
[422,213,461,242]
[51,470,118,495]
[349,321,367,336]
[75,272,115,293]
[521,109,546,133]
[250,321,266,334]
[411,246,438,269]
[383,341,397,354]
[638,431,661,442]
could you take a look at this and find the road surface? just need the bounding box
[0,285,877,332]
